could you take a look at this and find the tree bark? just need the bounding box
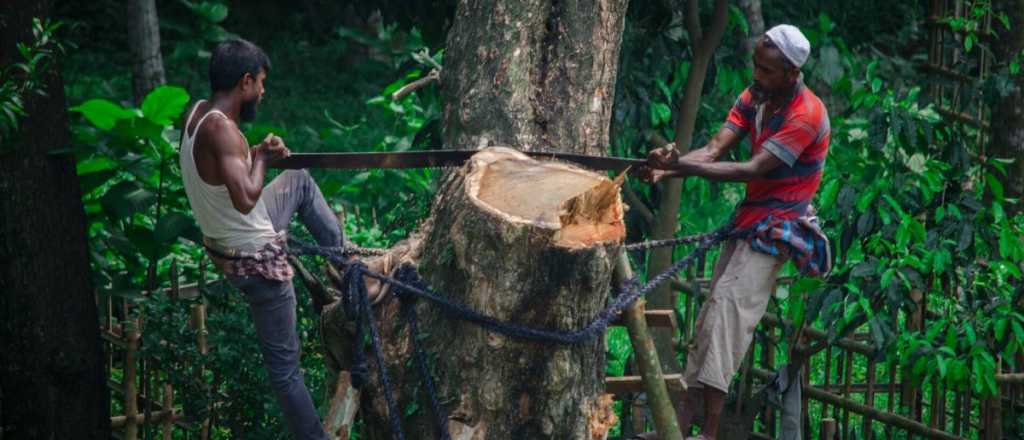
[0,1,109,438]
[646,0,730,373]
[322,2,632,438]
[441,0,628,155]
[127,0,166,105]
[992,0,1024,212]
[738,0,765,63]
[323,148,628,439]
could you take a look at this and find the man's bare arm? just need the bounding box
[680,126,745,162]
[674,148,783,182]
[206,118,287,214]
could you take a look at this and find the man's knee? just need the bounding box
[284,169,313,185]
[266,360,304,392]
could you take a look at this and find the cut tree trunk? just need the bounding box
[324,147,627,439]
[321,1,635,438]
[0,0,109,438]
[127,0,166,104]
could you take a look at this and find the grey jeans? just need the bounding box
[225,170,340,440]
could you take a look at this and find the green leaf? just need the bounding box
[141,85,190,126]
[100,180,155,220]
[650,102,672,126]
[818,179,840,211]
[881,267,895,289]
[192,1,229,23]
[78,170,116,196]
[71,99,136,130]
[996,318,1009,342]
[154,212,198,244]
[986,173,1005,201]
[76,156,118,175]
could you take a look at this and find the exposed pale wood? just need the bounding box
[349,147,627,439]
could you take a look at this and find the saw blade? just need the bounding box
[270,150,645,172]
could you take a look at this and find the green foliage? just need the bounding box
[0,17,64,147]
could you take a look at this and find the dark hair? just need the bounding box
[209,39,271,93]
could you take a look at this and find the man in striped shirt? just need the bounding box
[638,24,829,440]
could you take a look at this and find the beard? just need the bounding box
[749,81,797,104]
[240,98,259,122]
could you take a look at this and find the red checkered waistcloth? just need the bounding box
[203,233,294,281]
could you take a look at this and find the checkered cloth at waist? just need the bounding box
[203,233,294,281]
[741,215,831,277]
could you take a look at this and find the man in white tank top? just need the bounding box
[179,38,343,440]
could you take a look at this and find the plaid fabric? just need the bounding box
[742,215,831,277]
[204,233,294,281]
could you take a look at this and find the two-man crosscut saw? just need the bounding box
[270,150,646,172]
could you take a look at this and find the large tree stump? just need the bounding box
[329,147,626,439]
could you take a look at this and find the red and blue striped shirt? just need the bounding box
[725,83,830,230]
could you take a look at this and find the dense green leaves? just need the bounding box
[141,85,190,126]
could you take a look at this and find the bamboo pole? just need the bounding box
[864,359,877,440]
[842,351,853,440]
[764,325,777,438]
[613,252,683,440]
[823,346,833,424]
[111,410,179,428]
[751,368,969,440]
[190,303,208,355]
[124,320,140,440]
[821,418,837,440]
[162,383,174,440]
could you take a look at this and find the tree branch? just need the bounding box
[685,0,703,49]
[699,0,731,57]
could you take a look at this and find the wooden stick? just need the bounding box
[821,418,837,440]
[162,383,174,440]
[190,303,208,355]
[325,371,361,439]
[124,321,140,440]
[864,359,877,440]
[842,351,853,440]
[613,252,683,440]
[390,69,440,101]
[751,368,968,440]
[111,409,179,428]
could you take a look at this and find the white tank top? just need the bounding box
[179,100,277,252]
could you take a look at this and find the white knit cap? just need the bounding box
[765,24,810,68]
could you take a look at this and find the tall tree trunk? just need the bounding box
[0,1,109,438]
[322,1,630,439]
[441,0,628,155]
[992,0,1024,212]
[127,0,166,105]
[738,0,765,63]
[646,0,730,373]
